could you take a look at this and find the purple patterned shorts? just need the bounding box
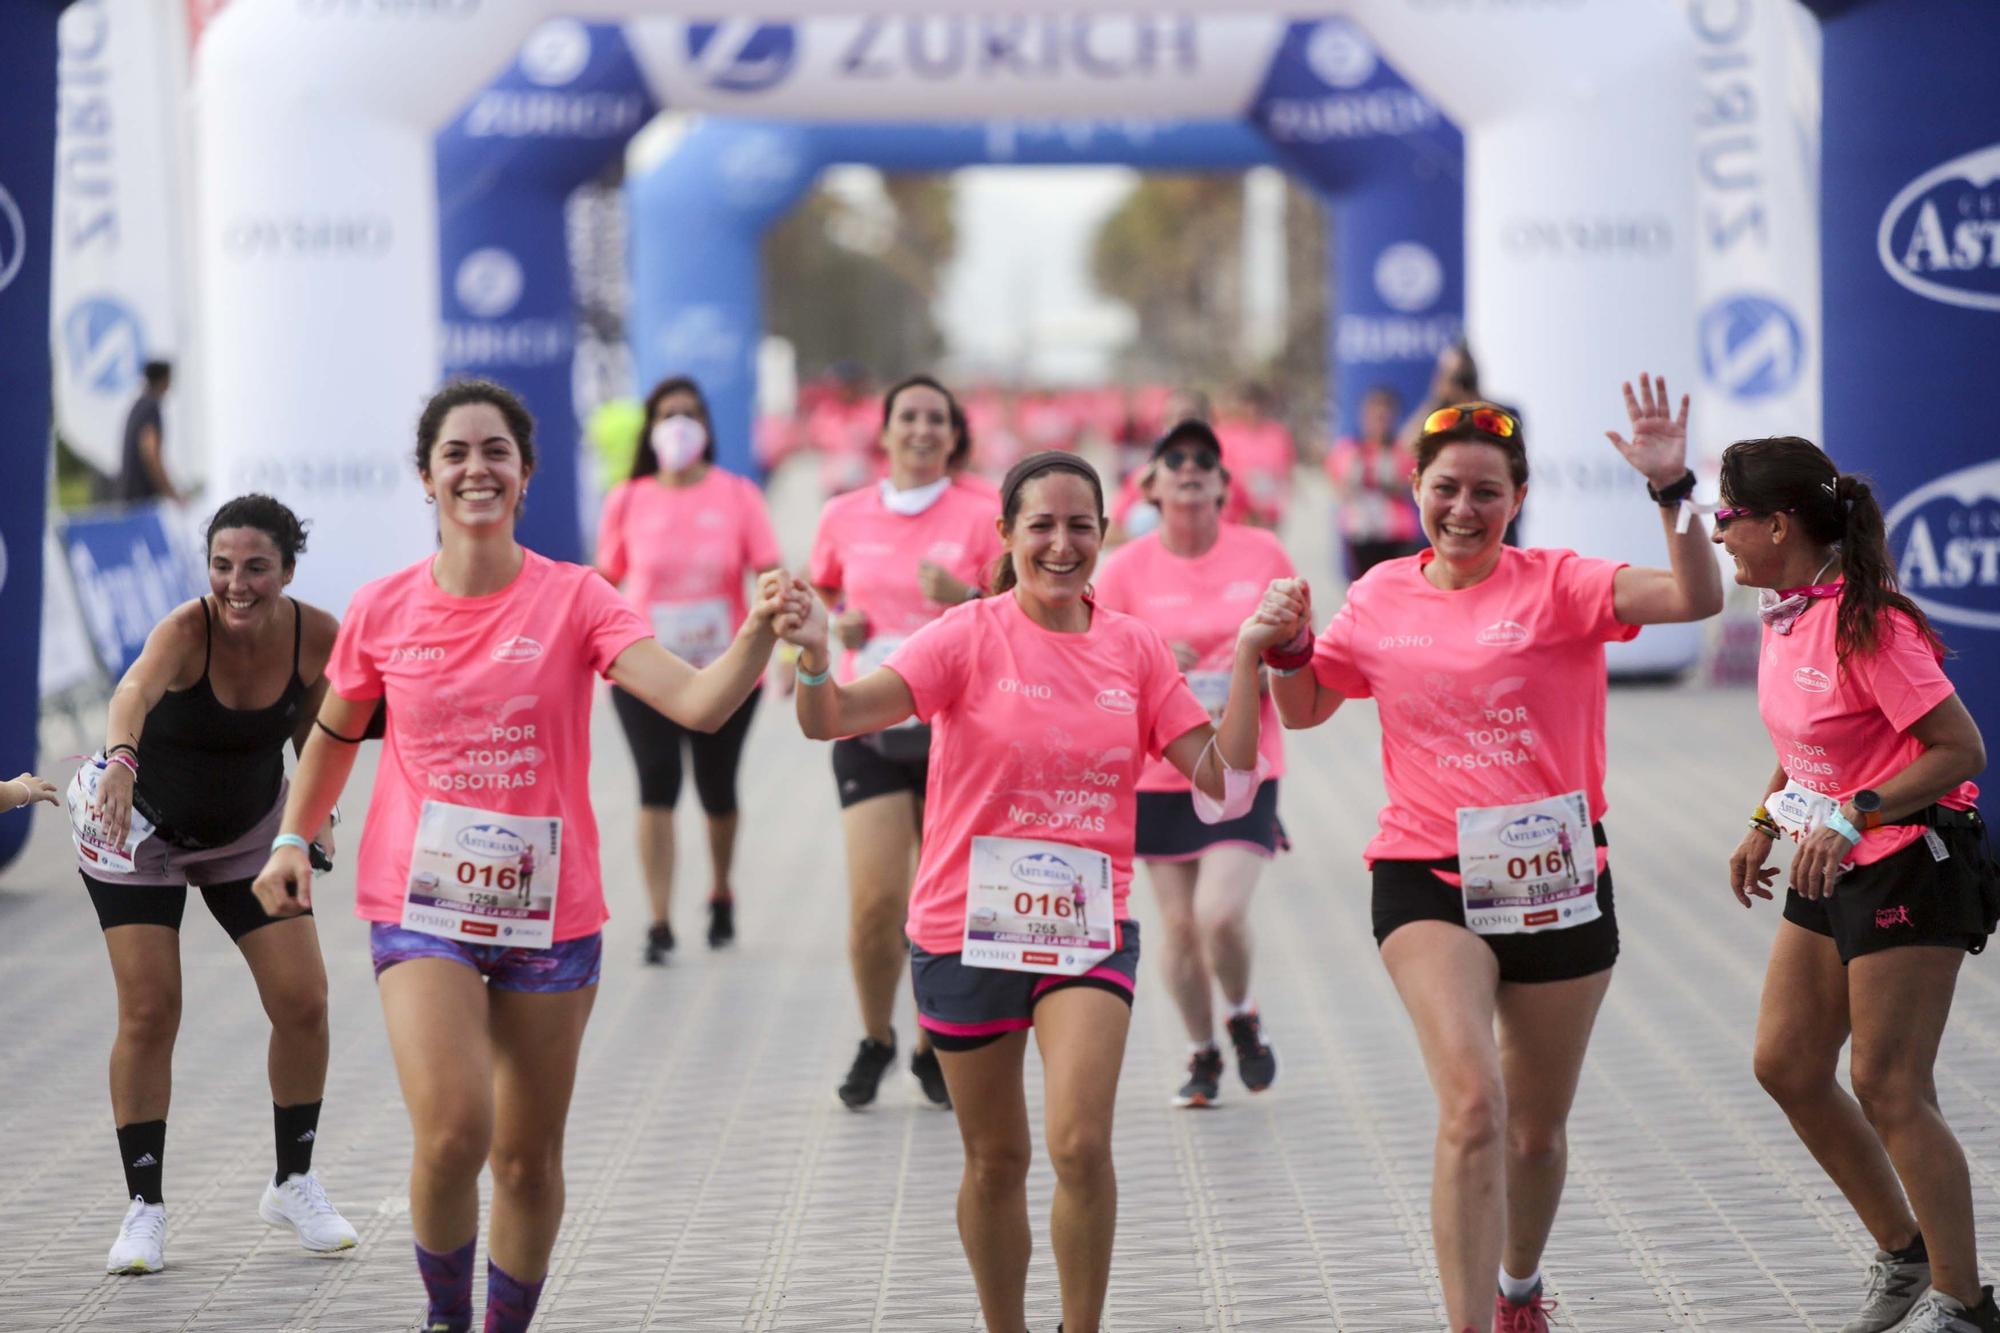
[369,923,603,992]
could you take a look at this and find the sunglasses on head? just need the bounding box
[1712,505,1795,532]
[1160,446,1220,472]
[1421,404,1519,440]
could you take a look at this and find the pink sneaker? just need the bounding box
[1495,1282,1557,1333]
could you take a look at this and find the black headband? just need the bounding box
[1000,450,1103,516]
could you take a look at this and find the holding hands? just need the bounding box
[774,580,832,662]
[750,568,814,634]
[1605,372,1691,490]
[1240,577,1312,656]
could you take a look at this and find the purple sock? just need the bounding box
[414,1238,475,1332]
[483,1259,545,1333]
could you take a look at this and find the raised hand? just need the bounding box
[1606,372,1690,489]
[1239,577,1311,654]
[778,585,832,658]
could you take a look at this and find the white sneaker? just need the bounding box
[106,1196,167,1274]
[258,1170,358,1252]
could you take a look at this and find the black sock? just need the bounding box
[1890,1234,1928,1264]
[274,1100,322,1185]
[117,1120,166,1204]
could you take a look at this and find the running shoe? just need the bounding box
[259,1170,359,1252]
[1225,1011,1278,1093]
[106,1196,166,1274]
[1840,1249,1930,1333]
[1173,1046,1224,1108]
[1495,1282,1558,1333]
[644,921,674,965]
[910,1047,952,1110]
[838,1033,898,1110]
[1892,1286,2000,1333]
[413,1320,467,1333]
[707,896,735,948]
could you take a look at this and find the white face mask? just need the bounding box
[651,415,707,473]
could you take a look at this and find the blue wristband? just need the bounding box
[797,660,831,687]
[1823,809,1863,845]
[271,833,311,856]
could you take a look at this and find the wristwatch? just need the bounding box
[1646,469,1697,508]
[1851,788,1884,830]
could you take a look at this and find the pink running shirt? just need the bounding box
[1757,593,1976,865]
[597,467,781,627]
[1216,417,1297,525]
[888,595,1213,953]
[1311,546,1639,863]
[808,483,1004,683]
[326,550,652,940]
[1094,525,1293,791]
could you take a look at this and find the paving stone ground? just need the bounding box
[6,468,1998,1331]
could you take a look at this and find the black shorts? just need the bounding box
[1782,813,1998,964]
[611,686,759,813]
[832,733,930,809]
[911,920,1141,1052]
[1135,779,1287,861]
[82,873,305,942]
[1371,826,1619,984]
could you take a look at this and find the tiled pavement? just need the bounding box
[8,682,2000,1332]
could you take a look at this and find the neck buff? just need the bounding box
[1759,555,1841,635]
[879,474,952,516]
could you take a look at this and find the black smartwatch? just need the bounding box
[1852,788,1884,830]
[1646,469,1697,508]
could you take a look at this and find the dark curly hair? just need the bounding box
[206,494,309,570]
[414,378,538,477]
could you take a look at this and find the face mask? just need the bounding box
[651,415,707,472]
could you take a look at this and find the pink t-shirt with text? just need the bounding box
[597,467,781,629]
[809,484,1004,683]
[1094,525,1293,791]
[1311,546,1639,864]
[1757,593,1976,866]
[888,595,1213,953]
[327,550,652,940]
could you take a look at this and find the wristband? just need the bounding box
[271,833,311,856]
[1646,469,1697,508]
[106,743,138,760]
[797,661,831,687]
[1823,809,1863,845]
[1261,626,1314,673]
[1748,818,1779,841]
[106,751,138,777]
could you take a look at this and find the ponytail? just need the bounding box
[1831,473,1943,666]
[991,551,1019,595]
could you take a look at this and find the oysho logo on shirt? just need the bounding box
[1223,580,1263,601]
[998,678,1052,700]
[492,636,544,663]
[1478,620,1530,646]
[1377,634,1433,650]
[389,644,445,663]
[1792,666,1832,694]
[1094,688,1137,715]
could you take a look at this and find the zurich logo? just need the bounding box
[61,298,147,397]
[1886,457,2000,631]
[1877,142,2000,312]
[0,183,23,294]
[1499,814,1560,851]
[456,824,526,859]
[1698,294,1804,400]
[1012,852,1079,888]
[686,20,797,94]
[1304,19,1377,89]
[454,247,524,319]
[1374,242,1443,314]
[518,19,590,87]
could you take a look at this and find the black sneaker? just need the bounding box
[910,1047,951,1109]
[643,922,674,965]
[838,1033,897,1109]
[1226,1011,1278,1093]
[707,896,735,948]
[1173,1046,1224,1108]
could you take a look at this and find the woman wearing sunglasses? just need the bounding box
[1717,437,1997,1333]
[1267,375,1722,1333]
[1096,420,1293,1107]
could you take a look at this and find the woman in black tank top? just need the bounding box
[77,494,359,1274]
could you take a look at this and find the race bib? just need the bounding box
[651,597,733,668]
[962,835,1115,976]
[1186,670,1231,725]
[66,761,155,874]
[1455,790,1598,936]
[854,635,919,730]
[1767,781,1840,845]
[403,800,562,949]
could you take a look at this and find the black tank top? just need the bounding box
[134,598,308,848]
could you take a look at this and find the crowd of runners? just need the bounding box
[19,360,1997,1333]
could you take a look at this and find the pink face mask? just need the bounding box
[651,415,707,472]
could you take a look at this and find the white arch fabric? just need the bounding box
[192,1,1817,678]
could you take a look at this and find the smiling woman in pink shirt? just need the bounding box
[784,450,1283,1333]
[1717,437,1998,1333]
[807,373,1003,1113]
[246,380,798,1333]
[1268,375,1723,1333]
[598,374,782,962]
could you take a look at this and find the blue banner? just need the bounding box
[436,20,656,564]
[1808,0,2000,780]
[0,2,63,869]
[58,504,204,681]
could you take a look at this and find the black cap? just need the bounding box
[1149,418,1223,462]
